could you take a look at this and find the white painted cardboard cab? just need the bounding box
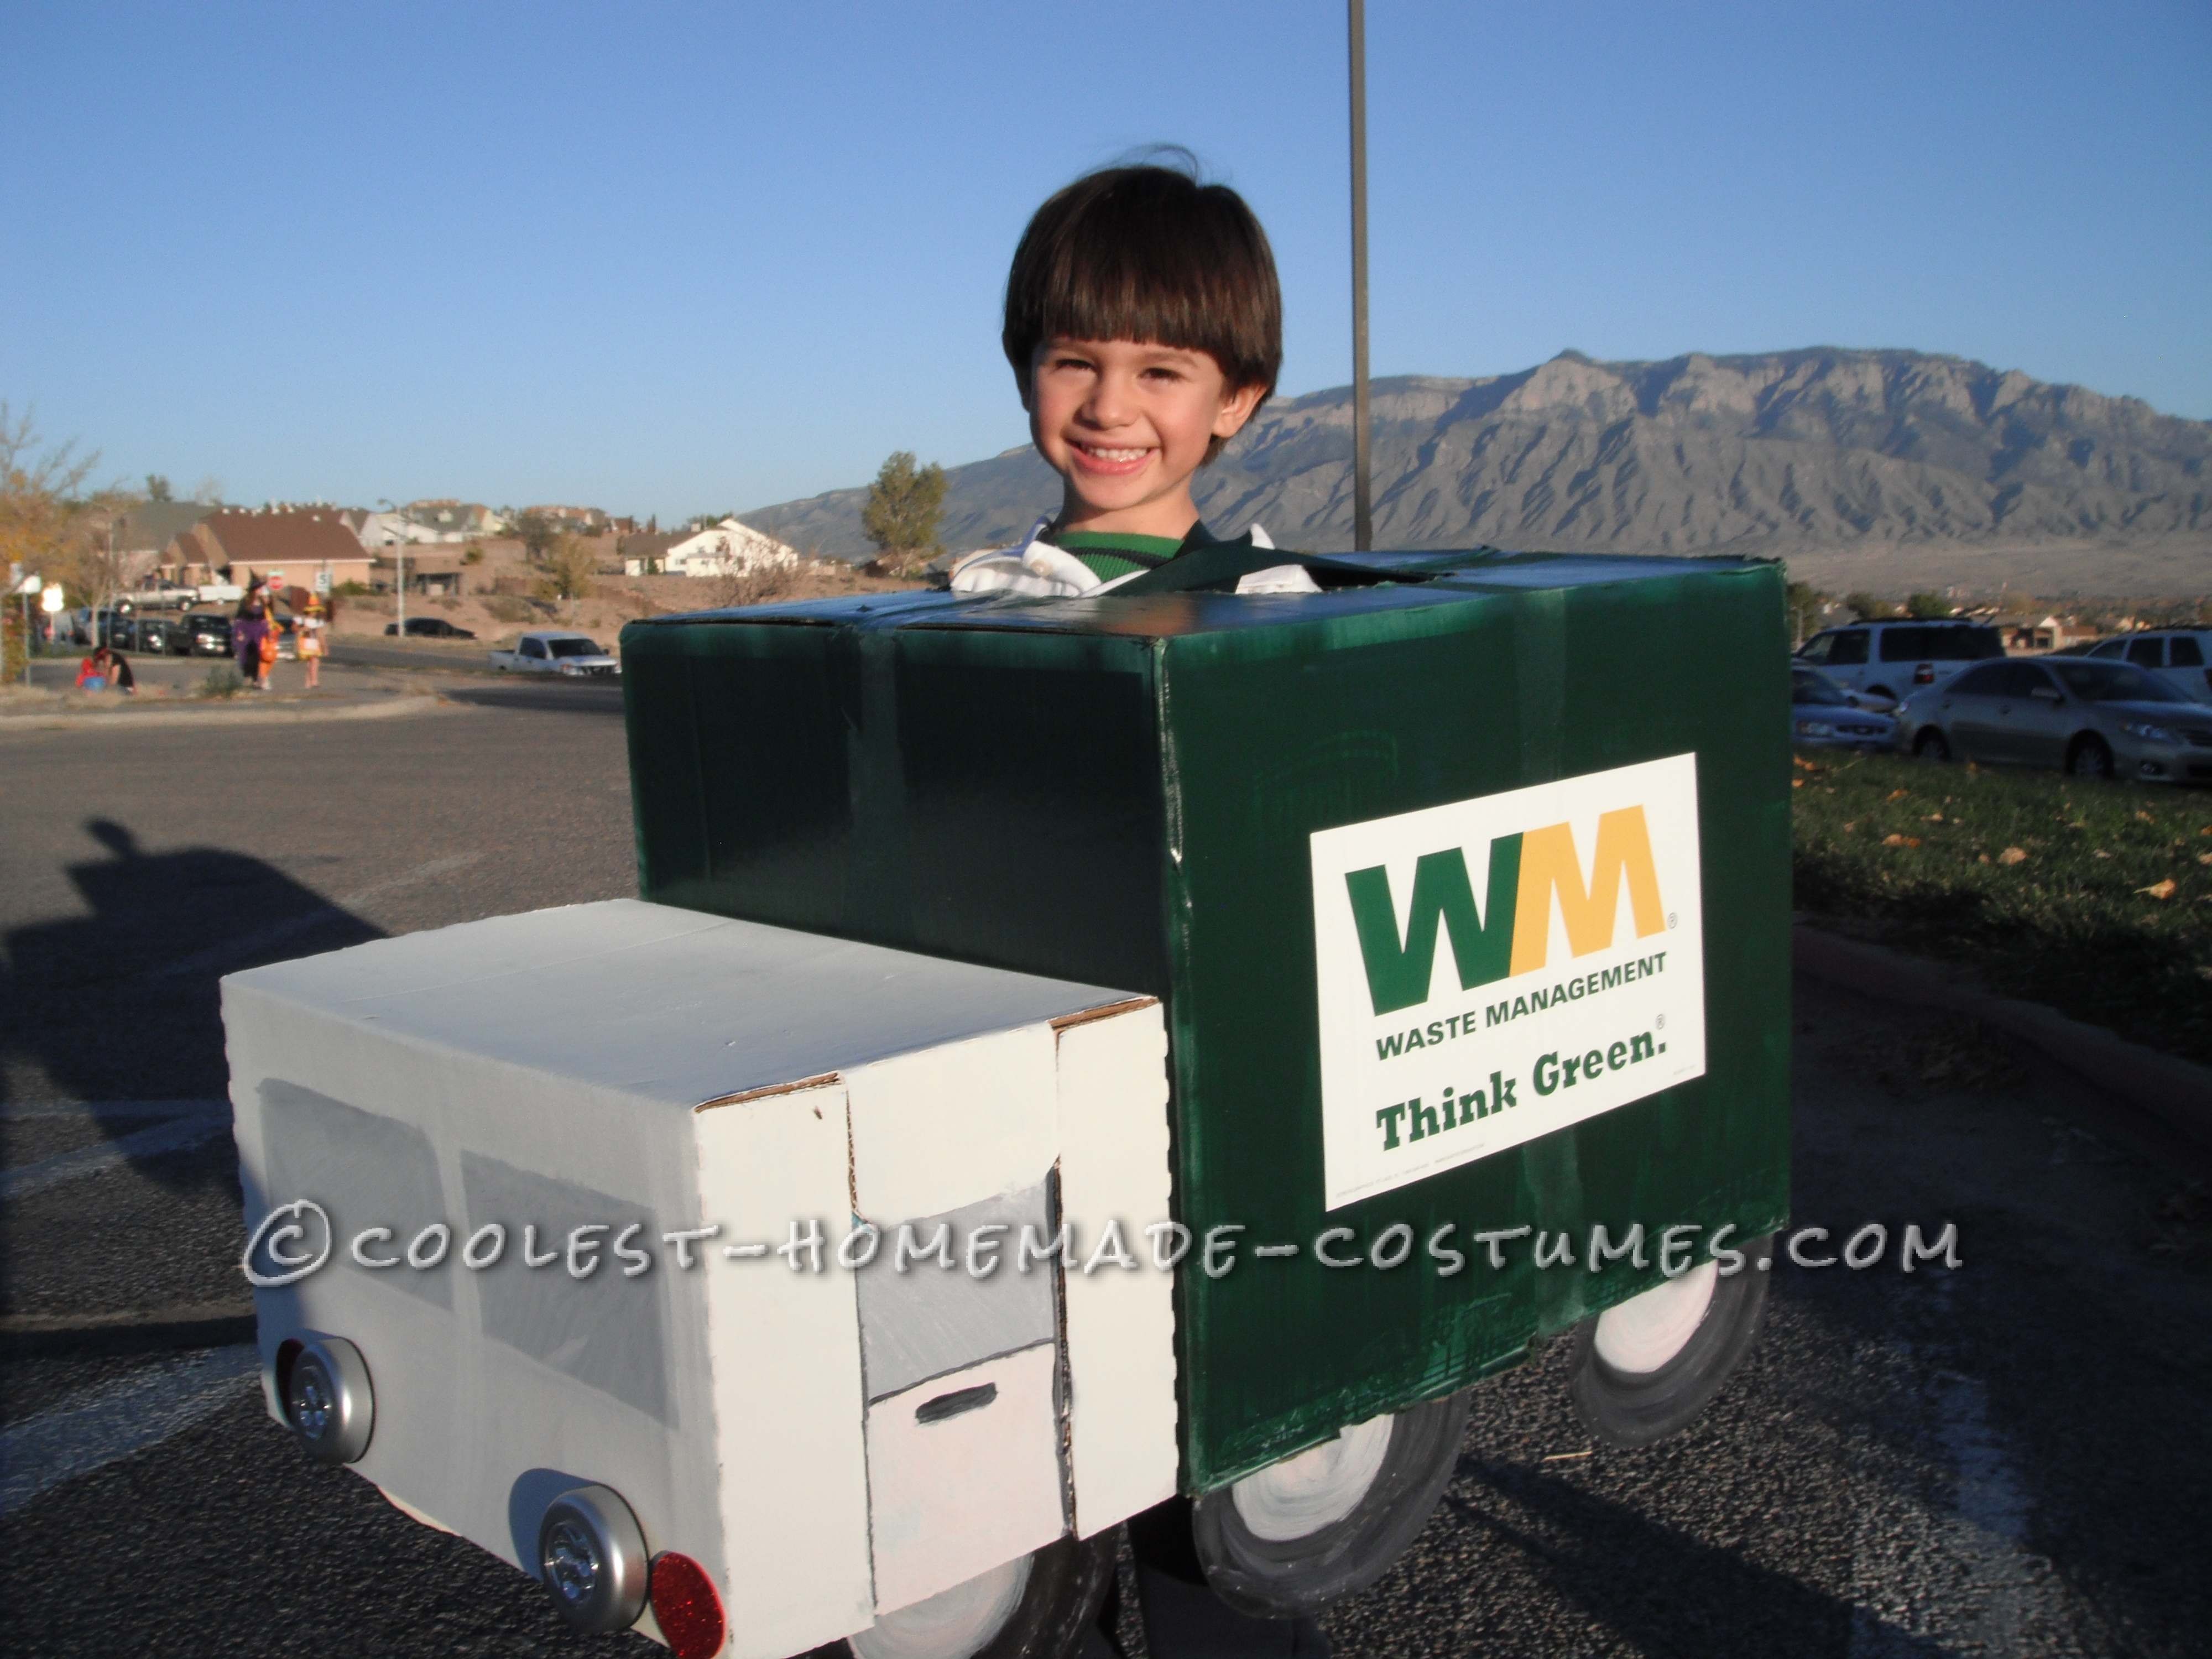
[223,899,1178,1658]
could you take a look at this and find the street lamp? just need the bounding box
[378,498,408,636]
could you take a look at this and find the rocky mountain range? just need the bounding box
[744,348,2210,591]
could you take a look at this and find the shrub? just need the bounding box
[484,593,545,624]
[705,565,797,609]
[200,664,246,698]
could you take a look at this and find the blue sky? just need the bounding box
[3,1,2206,521]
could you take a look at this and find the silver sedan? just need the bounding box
[1895,657,2212,783]
[1791,666,1898,750]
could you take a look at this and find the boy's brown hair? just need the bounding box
[1003,160,1282,462]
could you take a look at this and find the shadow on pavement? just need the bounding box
[1447,1455,1950,1657]
[0,817,387,1178]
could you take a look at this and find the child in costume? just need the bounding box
[950,160,1319,600]
[959,158,1333,1659]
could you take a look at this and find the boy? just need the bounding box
[951,161,1318,597]
[953,159,1334,1659]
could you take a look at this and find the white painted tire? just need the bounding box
[842,1531,1115,1659]
[1568,1234,1774,1449]
[1592,1260,1719,1374]
[1193,1389,1473,1618]
[851,1557,1032,1659]
[1229,1415,1394,1541]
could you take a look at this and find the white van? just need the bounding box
[2080,629,2212,706]
[1794,621,2006,708]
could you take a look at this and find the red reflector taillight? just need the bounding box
[650,1553,726,1659]
[1914,664,1935,684]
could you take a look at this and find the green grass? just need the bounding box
[1791,750,2212,1064]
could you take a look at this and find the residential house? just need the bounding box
[618,531,685,576]
[662,519,797,578]
[371,549,477,598]
[111,500,218,556]
[520,504,614,536]
[168,508,375,594]
[405,499,505,537]
[1998,614,2102,654]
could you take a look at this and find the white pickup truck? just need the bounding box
[489,630,620,677]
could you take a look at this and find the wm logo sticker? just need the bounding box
[1309,755,1705,1209]
[1344,806,1666,1015]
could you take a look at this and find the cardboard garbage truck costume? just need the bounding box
[227,547,1793,1659]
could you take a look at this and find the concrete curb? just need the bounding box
[0,1300,256,1358]
[1793,922,2212,1155]
[0,693,463,734]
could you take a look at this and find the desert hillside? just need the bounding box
[744,348,2210,593]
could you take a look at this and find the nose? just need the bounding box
[1079,366,1136,429]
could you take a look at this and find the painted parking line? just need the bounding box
[149,850,484,980]
[0,1343,259,1518]
[1,1104,233,1202]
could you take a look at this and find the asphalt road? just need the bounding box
[2,687,2208,1658]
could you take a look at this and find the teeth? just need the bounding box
[1080,445,1148,461]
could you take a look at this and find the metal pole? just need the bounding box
[1348,0,1373,552]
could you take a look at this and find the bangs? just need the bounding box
[1004,166,1281,400]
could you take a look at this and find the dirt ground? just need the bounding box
[324,561,924,648]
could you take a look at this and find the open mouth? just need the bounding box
[1069,441,1154,476]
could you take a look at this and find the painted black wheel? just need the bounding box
[2067,734,2115,779]
[1566,1234,1774,1449]
[1189,1389,1472,1618]
[1912,727,1951,761]
[843,1531,1115,1659]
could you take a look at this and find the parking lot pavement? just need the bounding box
[3,691,2208,1657]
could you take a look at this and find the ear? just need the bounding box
[1212,380,1266,441]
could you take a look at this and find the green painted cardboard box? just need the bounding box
[619,552,1792,1488]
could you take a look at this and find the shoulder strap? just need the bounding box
[1110,544,1442,595]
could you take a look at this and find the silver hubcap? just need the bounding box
[1230,1414,1394,1542]
[288,1360,335,1441]
[1592,1261,1719,1373]
[852,1554,1032,1659]
[544,1519,602,1606]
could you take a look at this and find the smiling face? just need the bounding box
[1025,337,1265,540]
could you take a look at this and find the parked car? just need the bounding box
[1790,666,1897,750]
[488,630,620,676]
[384,616,477,639]
[67,607,135,648]
[2078,629,2212,706]
[1793,620,2006,708]
[1895,656,2212,782]
[129,579,205,610]
[121,614,179,655]
[181,612,234,658]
